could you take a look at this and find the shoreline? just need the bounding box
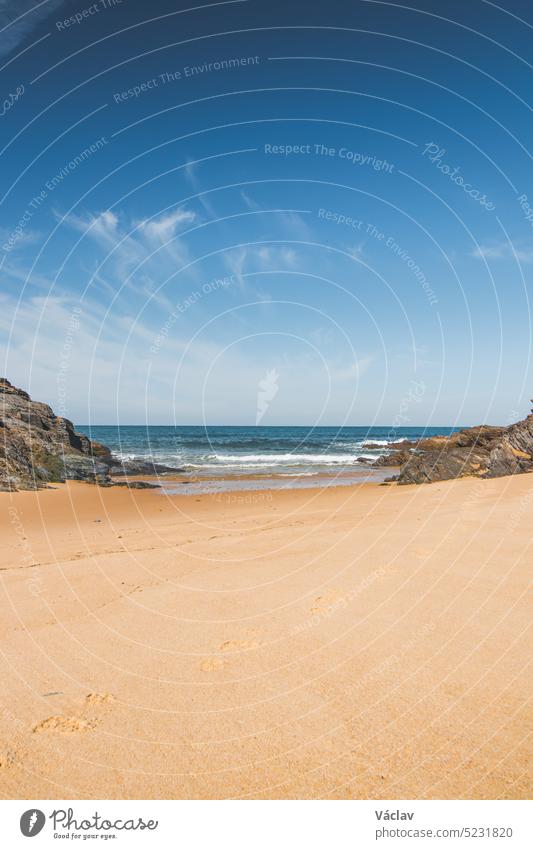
[123,465,394,495]
[0,474,531,799]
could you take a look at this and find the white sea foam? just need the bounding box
[115,449,387,470]
[185,452,379,467]
[359,439,392,447]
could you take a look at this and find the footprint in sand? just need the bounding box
[0,747,18,768]
[201,639,261,668]
[200,657,225,672]
[33,716,97,734]
[85,692,114,707]
[33,692,115,734]
[310,591,344,614]
[120,582,143,594]
[219,639,259,652]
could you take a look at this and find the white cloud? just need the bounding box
[139,208,196,242]
[0,225,42,253]
[183,157,216,218]
[472,241,533,263]
[58,205,198,285]
[183,159,197,185]
[59,209,120,247]
[222,244,301,298]
[97,209,118,231]
[0,285,381,425]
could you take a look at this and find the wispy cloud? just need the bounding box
[240,190,261,211]
[58,206,198,282]
[138,208,196,242]
[472,241,533,263]
[0,0,62,60]
[0,225,42,253]
[60,209,120,246]
[223,244,300,294]
[0,284,381,425]
[183,157,216,218]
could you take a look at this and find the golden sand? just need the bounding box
[0,475,531,798]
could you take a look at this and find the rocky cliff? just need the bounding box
[0,379,186,491]
[385,415,533,485]
[0,378,112,490]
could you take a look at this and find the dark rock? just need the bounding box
[0,378,112,490]
[389,439,416,449]
[90,441,113,461]
[397,416,533,485]
[364,439,413,451]
[0,378,185,491]
[373,449,413,467]
[485,415,533,478]
[398,446,490,485]
[109,459,183,477]
[62,455,112,486]
[112,480,161,489]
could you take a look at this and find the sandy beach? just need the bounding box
[0,475,531,800]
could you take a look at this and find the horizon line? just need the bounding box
[76,422,469,428]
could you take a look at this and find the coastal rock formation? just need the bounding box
[485,415,533,478]
[0,379,181,491]
[108,458,183,477]
[390,418,533,485]
[373,448,413,468]
[0,378,112,490]
[396,426,502,485]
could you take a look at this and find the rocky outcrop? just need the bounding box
[0,379,182,491]
[373,448,413,468]
[108,458,183,477]
[392,418,533,485]
[0,378,113,490]
[485,415,533,478]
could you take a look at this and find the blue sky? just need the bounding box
[0,0,532,425]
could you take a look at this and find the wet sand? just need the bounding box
[0,474,531,799]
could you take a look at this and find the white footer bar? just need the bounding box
[2,799,531,847]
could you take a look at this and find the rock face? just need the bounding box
[393,419,533,485]
[0,378,185,491]
[0,378,112,490]
[373,448,413,468]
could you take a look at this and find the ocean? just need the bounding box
[76,425,460,494]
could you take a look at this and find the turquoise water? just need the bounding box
[77,425,459,490]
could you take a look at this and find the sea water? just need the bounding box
[76,425,459,494]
